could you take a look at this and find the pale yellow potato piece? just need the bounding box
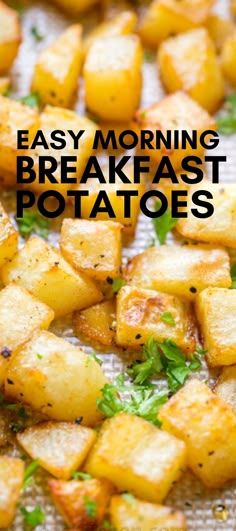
[26,106,96,197]
[32,25,82,108]
[0,77,10,94]
[232,0,236,16]
[5,330,108,426]
[125,244,231,300]
[159,378,236,488]
[51,0,98,15]
[60,219,123,281]
[0,202,18,267]
[83,11,137,58]
[110,495,187,530]
[136,91,216,170]
[195,288,236,367]
[206,15,235,52]
[221,32,236,86]
[0,282,54,388]
[84,35,142,121]
[116,285,196,353]
[158,28,224,113]
[215,366,236,414]
[74,299,116,346]
[139,0,215,48]
[0,456,24,528]
[0,95,39,187]
[17,421,96,479]
[85,413,187,503]
[1,236,103,318]
[177,183,236,248]
[0,1,21,74]
[49,477,115,529]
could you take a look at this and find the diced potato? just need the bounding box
[0,1,21,74]
[83,11,137,58]
[49,477,114,529]
[60,219,123,281]
[1,236,103,318]
[84,35,142,121]
[215,366,236,414]
[232,0,236,16]
[74,299,116,346]
[51,0,99,15]
[32,25,82,108]
[0,77,10,94]
[136,91,216,170]
[125,244,231,300]
[17,421,96,479]
[221,32,236,86]
[110,495,187,531]
[0,456,24,528]
[158,28,224,113]
[5,330,108,425]
[0,283,54,387]
[139,0,215,48]
[85,413,186,503]
[0,202,18,267]
[159,379,236,488]
[206,15,235,52]
[78,177,144,235]
[195,288,236,367]
[116,285,196,353]
[0,95,39,187]
[26,106,96,197]
[177,183,236,248]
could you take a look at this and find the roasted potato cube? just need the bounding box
[17,421,96,479]
[159,378,236,488]
[136,91,216,170]
[26,106,96,197]
[177,183,236,248]
[195,288,236,367]
[215,366,236,414]
[0,77,10,94]
[139,0,215,48]
[51,0,98,15]
[0,456,24,528]
[49,477,114,529]
[5,330,108,425]
[116,285,196,353]
[74,299,116,346]
[125,244,231,300]
[0,202,18,267]
[110,495,187,530]
[32,25,82,108]
[206,15,235,52]
[60,219,123,281]
[1,236,103,318]
[221,32,236,86]
[85,413,186,503]
[158,28,224,113]
[232,0,236,16]
[0,283,54,387]
[0,1,21,74]
[83,11,137,57]
[84,35,142,121]
[0,95,39,187]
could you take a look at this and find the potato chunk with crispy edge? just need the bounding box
[74,299,116,346]
[17,421,96,479]
[5,330,108,426]
[0,456,24,528]
[0,1,21,74]
[159,378,236,488]
[0,202,18,267]
[206,15,235,53]
[83,11,137,58]
[221,32,236,86]
[85,413,187,503]
[51,0,99,15]
[215,366,236,414]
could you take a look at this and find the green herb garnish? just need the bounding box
[160,311,176,326]
[31,26,43,42]
[23,460,39,488]
[83,496,97,518]
[71,471,92,480]
[19,92,40,108]
[16,211,50,239]
[144,50,154,62]
[122,492,136,504]
[112,278,126,294]
[230,264,236,289]
[217,94,236,135]
[152,200,178,245]
[20,505,45,528]
[89,352,103,366]
[36,354,43,360]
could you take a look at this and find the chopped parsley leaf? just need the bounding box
[122,492,136,504]
[16,211,50,239]
[112,278,126,294]
[89,352,103,366]
[19,92,40,108]
[20,505,45,528]
[23,460,39,488]
[83,496,97,518]
[144,50,154,62]
[217,94,236,135]
[31,26,44,42]
[152,200,178,245]
[160,311,176,326]
[71,471,92,480]
[230,264,236,289]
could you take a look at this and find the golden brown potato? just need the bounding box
[5,330,108,426]
[51,0,99,15]
[232,0,236,16]
[0,202,18,267]
[0,77,10,94]
[74,299,116,346]
[206,15,235,52]
[83,11,137,58]
[0,456,24,528]
[159,379,236,488]
[17,421,96,479]
[221,32,236,86]
[116,285,196,353]
[0,1,21,74]
[195,288,236,367]
[125,244,231,300]
[60,219,123,281]
[1,236,103,318]
[85,413,187,503]
[49,477,115,529]
[215,366,236,414]
[110,495,187,530]
[158,28,224,113]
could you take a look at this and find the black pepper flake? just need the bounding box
[208,450,215,456]
[75,416,83,425]
[198,463,203,468]
[185,501,192,507]
[7,378,14,385]
[135,334,142,340]
[1,346,12,358]
[54,261,59,266]
[190,286,197,293]
[94,264,99,268]
[106,276,113,285]
[47,403,52,407]
[100,254,105,258]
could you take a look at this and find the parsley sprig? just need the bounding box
[16,211,50,239]
[23,460,39,488]
[217,94,236,135]
[152,200,178,245]
[230,264,236,289]
[83,496,97,518]
[20,505,45,528]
